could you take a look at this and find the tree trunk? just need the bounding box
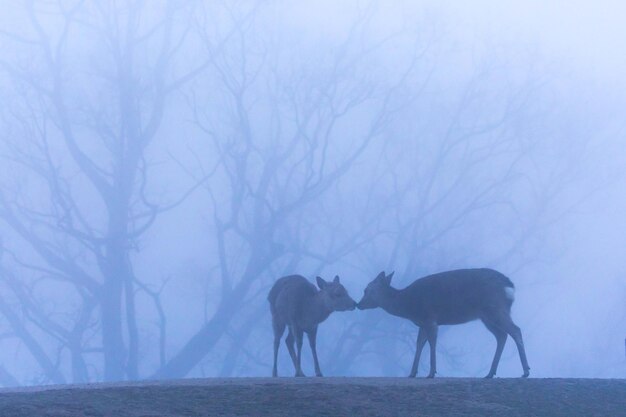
[153,251,273,379]
[101,265,126,381]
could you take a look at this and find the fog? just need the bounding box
[0,0,624,385]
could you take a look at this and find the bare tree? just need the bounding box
[151,1,421,378]
[0,0,202,382]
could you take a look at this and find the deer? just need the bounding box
[268,274,357,377]
[357,269,530,378]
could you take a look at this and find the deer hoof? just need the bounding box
[484,373,495,379]
[295,371,306,377]
[315,372,323,377]
[426,374,435,379]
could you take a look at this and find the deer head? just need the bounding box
[316,275,357,312]
[357,271,394,310]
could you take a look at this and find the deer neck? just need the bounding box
[305,293,332,324]
[378,286,412,319]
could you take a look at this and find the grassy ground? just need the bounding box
[0,378,623,417]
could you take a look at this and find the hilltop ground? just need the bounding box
[0,377,623,417]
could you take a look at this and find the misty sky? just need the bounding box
[292,1,626,77]
[0,0,624,384]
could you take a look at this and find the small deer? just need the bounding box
[357,269,530,378]
[268,274,357,377]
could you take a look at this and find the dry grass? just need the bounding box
[0,377,623,416]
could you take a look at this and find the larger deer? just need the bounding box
[357,269,530,378]
[268,275,357,377]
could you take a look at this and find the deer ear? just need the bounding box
[375,271,386,281]
[383,272,394,286]
[333,275,340,284]
[316,276,327,289]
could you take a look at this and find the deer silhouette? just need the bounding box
[358,269,530,378]
[268,275,357,377]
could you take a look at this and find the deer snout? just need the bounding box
[341,297,357,311]
[356,296,375,310]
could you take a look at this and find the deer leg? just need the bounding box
[425,325,438,378]
[272,318,286,377]
[502,320,530,377]
[482,319,507,378]
[294,327,305,377]
[409,327,428,377]
[285,326,298,375]
[307,327,323,377]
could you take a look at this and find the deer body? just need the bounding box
[268,275,356,377]
[358,269,530,378]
